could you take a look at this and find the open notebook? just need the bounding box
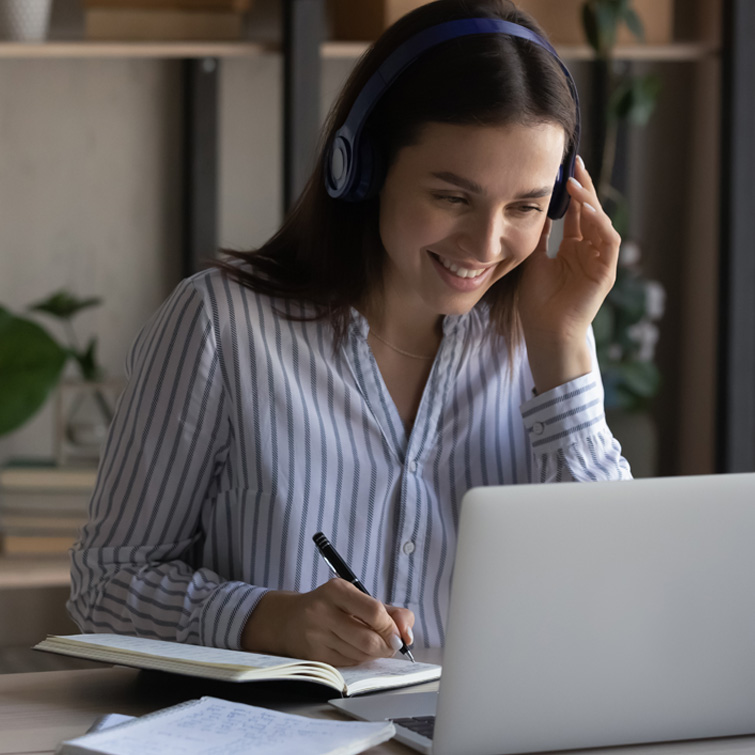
[34,632,440,697]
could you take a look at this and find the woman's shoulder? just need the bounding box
[181,266,284,318]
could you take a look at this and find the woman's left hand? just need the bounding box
[518,156,621,393]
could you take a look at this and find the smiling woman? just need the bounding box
[68,0,630,667]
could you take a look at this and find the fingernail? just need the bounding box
[576,154,585,169]
[389,634,404,652]
[583,202,597,213]
[568,176,583,190]
[407,626,414,645]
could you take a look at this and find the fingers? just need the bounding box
[532,218,553,258]
[299,579,406,666]
[386,605,415,649]
[565,157,621,264]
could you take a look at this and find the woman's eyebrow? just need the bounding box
[430,171,484,194]
[430,171,552,200]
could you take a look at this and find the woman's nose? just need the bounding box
[456,211,504,261]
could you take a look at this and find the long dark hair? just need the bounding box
[215,0,578,347]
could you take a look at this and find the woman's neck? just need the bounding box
[360,293,443,358]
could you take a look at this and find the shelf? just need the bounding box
[556,41,720,61]
[0,40,274,59]
[321,40,720,62]
[0,556,70,589]
[0,39,719,62]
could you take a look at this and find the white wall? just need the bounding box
[0,45,355,463]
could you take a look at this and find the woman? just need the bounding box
[69,0,631,666]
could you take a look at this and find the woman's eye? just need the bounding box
[513,204,543,215]
[433,194,467,206]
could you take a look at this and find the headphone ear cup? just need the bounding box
[547,166,569,220]
[343,133,385,202]
[547,150,577,220]
[325,133,353,200]
[325,131,378,202]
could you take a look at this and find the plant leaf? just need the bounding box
[595,1,620,51]
[29,290,102,320]
[623,8,645,43]
[582,2,602,55]
[73,338,103,382]
[620,360,661,398]
[0,307,68,436]
[628,74,662,126]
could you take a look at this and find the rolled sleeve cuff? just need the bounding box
[200,581,270,650]
[520,373,606,454]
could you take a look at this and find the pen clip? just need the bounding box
[321,555,340,579]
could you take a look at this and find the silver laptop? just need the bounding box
[331,473,755,755]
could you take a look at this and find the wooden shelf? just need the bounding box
[0,40,273,59]
[321,40,720,62]
[556,41,720,61]
[0,39,719,62]
[0,556,69,589]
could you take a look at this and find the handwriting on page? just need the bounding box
[73,697,394,755]
[339,657,436,685]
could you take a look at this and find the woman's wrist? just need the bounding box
[525,333,592,395]
[240,589,299,655]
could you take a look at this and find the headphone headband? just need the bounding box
[325,17,580,219]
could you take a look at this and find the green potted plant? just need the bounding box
[581,0,665,411]
[0,291,114,462]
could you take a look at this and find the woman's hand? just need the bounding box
[240,579,415,666]
[518,156,621,393]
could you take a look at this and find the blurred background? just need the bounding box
[1,0,743,480]
[0,0,752,672]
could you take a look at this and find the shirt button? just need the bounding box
[403,541,416,555]
[409,460,418,473]
[532,421,544,435]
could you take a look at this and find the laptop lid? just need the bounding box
[433,473,755,755]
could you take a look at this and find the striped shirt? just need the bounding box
[68,267,631,650]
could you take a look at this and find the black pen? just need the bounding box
[313,532,416,663]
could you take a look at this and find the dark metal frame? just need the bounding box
[180,0,324,275]
[283,0,324,210]
[717,0,755,472]
[181,57,219,277]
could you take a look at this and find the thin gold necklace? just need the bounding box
[369,330,436,360]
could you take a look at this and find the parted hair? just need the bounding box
[215,0,578,347]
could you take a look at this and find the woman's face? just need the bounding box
[377,121,565,323]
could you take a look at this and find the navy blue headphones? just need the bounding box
[324,18,580,220]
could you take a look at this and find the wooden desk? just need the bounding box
[3,665,755,755]
[0,666,421,754]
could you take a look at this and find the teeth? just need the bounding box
[437,254,487,279]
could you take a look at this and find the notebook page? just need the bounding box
[58,697,395,755]
[340,657,441,694]
[47,634,326,672]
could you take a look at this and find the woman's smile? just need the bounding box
[376,120,565,330]
[429,251,498,291]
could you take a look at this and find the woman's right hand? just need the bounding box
[240,579,415,666]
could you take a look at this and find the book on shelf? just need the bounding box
[0,461,92,556]
[0,460,97,492]
[0,513,82,536]
[0,461,95,526]
[57,695,395,755]
[34,633,441,697]
[1,534,78,557]
[85,8,247,41]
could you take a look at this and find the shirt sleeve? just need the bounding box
[67,277,267,649]
[519,329,633,483]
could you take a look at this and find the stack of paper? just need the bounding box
[56,696,396,755]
